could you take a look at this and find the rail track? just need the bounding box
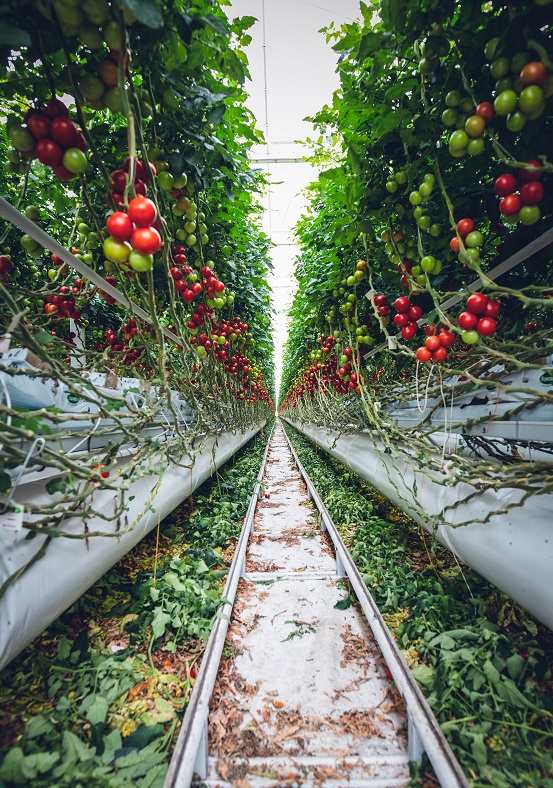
[165,420,469,788]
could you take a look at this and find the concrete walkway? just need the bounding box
[200,423,410,786]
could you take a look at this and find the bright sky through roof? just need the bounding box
[228,0,362,394]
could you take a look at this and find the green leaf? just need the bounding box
[122,0,163,29]
[0,22,31,48]
[334,596,353,610]
[0,747,25,784]
[151,607,171,639]
[506,653,526,681]
[204,14,228,37]
[483,659,500,684]
[410,662,434,688]
[82,694,109,725]
[124,724,164,749]
[34,330,54,345]
[26,714,55,739]
[357,32,382,62]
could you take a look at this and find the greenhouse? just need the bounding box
[0,0,552,785]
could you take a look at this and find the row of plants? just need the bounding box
[0,0,274,544]
[284,423,553,787]
[278,0,553,511]
[0,425,271,787]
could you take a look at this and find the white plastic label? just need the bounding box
[0,505,24,541]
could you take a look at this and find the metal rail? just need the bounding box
[164,424,273,788]
[280,420,470,788]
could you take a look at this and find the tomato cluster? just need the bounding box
[104,196,161,273]
[449,217,485,269]
[458,293,501,344]
[7,99,88,180]
[495,161,544,226]
[415,325,456,363]
[393,296,421,341]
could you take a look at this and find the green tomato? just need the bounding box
[461,330,479,344]
[518,85,544,115]
[441,108,458,126]
[196,345,207,358]
[385,180,398,193]
[445,90,461,107]
[494,90,518,116]
[432,259,442,274]
[510,51,532,74]
[416,274,427,287]
[184,220,196,234]
[490,56,510,79]
[214,297,225,309]
[449,129,469,152]
[484,37,501,61]
[409,191,422,205]
[63,147,88,174]
[411,265,421,277]
[129,250,153,272]
[429,223,442,237]
[465,230,483,248]
[186,233,197,247]
[346,275,356,286]
[78,24,103,50]
[519,205,540,225]
[21,234,39,251]
[8,124,35,152]
[25,205,40,220]
[419,181,433,198]
[459,98,474,114]
[157,171,174,191]
[394,170,407,184]
[413,206,424,220]
[421,255,436,272]
[506,111,527,132]
[103,237,131,264]
[495,77,514,94]
[103,20,122,49]
[103,87,124,113]
[173,173,188,188]
[417,215,432,231]
[79,73,105,101]
[467,137,485,156]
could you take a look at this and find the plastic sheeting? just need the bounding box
[0,424,262,670]
[284,419,553,631]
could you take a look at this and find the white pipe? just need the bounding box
[0,425,263,670]
[284,419,553,631]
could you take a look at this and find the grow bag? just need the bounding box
[283,418,553,631]
[0,424,263,671]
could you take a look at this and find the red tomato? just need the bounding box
[485,299,501,318]
[500,193,522,216]
[50,116,80,148]
[494,173,518,197]
[36,138,63,166]
[518,160,542,183]
[432,346,448,362]
[128,196,157,227]
[377,305,390,316]
[374,294,387,307]
[52,163,76,180]
[408,305,423,321]
[458,311,478,330]
[401,322,417,340]
[26,113,50,140]
[456,218,474,236]
[466,292,488,314]
[475,102,495,123]
[520,62,547,87]
[106,212,133,242]
[416,347,431,362]
[134,180,147,197]
[520,181,544,205]
[44,97,69,118]
[425,323,437,336]
[449,236,460,252]
[394,313,409,328]
[425,335,441,352]
[131,226,161,255]
[111,169,127,192]
[476,316,497,336]
[439,330,456,347]
[394,296,411,313]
